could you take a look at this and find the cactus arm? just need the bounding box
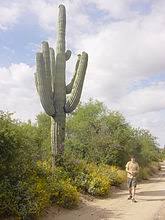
[42,41,51,75]
[36,50,55,116]
[66,54,81,94]
[64,52,88,113]
[34,72,39,93]
[49,47,56,93]
[66,75,75,94]
[65,50,71,61]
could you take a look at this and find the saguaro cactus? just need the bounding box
[35,4,88,167]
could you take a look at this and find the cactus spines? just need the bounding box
[35,4,88,167]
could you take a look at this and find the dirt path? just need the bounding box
[41,163,165,220]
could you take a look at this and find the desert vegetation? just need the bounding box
[0,100,161,219]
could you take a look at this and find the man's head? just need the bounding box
[130,155,136,162]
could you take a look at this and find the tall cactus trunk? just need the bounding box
[51,114,65,167]
[35,4,88,168]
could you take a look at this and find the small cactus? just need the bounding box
[35,4,88,167]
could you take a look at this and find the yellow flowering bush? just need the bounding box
[49,179,80,208]
[0,176,50,219]
[97,164,126,186]
[87,171,110,196]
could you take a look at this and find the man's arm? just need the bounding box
[132,163,140,176]
[126,162,132,175]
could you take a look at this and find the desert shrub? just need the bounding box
[0,163,80,218]
[85,163,126,196]
[35,163,80,209]
[0,112,80,219]
[36,162,80,209]
[74,171,88,191]
[97,165,126,186]
[116,170,127,185]
[54,153,87,180]
[65,100,161,168]
[137,162,161,181]
[148,162,161,174]
[87,171,110,196]
[54,155,126,196]
[49,178,80,208]
[55,157,111,196]
[0,176,50,219]
[80,163,126,196]
[138,167,150,180]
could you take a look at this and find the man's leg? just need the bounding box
[132,179,137,202]
[132,186,136,198]
[128,187,132,199]
[127,178,132,199]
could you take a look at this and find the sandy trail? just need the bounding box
[41,163,165,220]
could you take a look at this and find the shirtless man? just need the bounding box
[125,156,139,202]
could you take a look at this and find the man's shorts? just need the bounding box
[127,177,137,188]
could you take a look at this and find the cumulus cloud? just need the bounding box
[30,0,92,38]
[128,110,165,147]
[117,82,165,115]
[75,0,165,103]
[0,63,42,121]
[0,3,23,30]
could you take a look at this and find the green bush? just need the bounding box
[138,167,150,180]
[36,162,80,209]
[97,165,126,186]
[87,171,110,196]
[148,162,160,174]
[0,164,80,218]
[54,155,126,197]
[138,162,161,181]
[76,163,126,196]
[0,111,80,219]
[49,179,80,208]
[0,102,161,219]
[0,176,50,219]
[65,100,161,168]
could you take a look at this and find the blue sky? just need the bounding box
[0,0,154,66]
[0,11,50,66]
[0,0,165,146]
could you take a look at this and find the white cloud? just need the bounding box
[77,0,165,101]
[76,0,165,146]
[88,0,135,19]
[0,63,42,121]
[30,0,58,31]
[117,82,165,115]
[30,0,91,36]
[0,3,23,30]
[128,110,165,147]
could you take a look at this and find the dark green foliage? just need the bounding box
[36,112,51,160]
[33,100,160,168]
[65,100,160,168]
[0,111,79,218]
[0,111,48,218]
[53,153,126,196]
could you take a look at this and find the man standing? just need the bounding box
[126,155,139,202]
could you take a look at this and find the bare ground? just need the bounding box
[40,162,165,220]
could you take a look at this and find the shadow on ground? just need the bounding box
[137,190,165,197]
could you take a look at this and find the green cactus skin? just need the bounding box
[35,4,88,167]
